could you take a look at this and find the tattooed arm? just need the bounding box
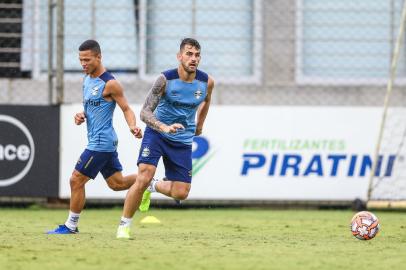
[140,74,184,133]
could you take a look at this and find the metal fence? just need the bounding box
[1,0,406,106]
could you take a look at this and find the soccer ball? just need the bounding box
[350,211,380,240]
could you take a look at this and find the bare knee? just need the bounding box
[135,166,156,191]
[70,171,88,191]
[134,176,152,192]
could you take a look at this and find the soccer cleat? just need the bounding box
[139,190,151,212]
[47,224,78,234]
[138,178,158,212]
[116,226,130,239]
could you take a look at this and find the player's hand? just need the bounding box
[74,112,86,125]
[195,127,203,136]
[130,126,143,139]
[161,123,185,134]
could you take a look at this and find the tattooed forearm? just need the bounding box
[140,74,166,131]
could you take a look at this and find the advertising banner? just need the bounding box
[0,105,59,197]
[60,105,382,201]
[191,106,381,201]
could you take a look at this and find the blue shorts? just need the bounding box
[137,127,192,183]
[75,149,123,179]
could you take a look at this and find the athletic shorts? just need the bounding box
[75,149,123,179]
[137,127,192,183]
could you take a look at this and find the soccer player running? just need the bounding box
[47,40,143,234]
[116,38,214,239]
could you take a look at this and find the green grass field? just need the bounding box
[0,208,405,270]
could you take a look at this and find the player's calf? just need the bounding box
[170,189,189,200]
[106,172,137,191]
[166,181,190,200]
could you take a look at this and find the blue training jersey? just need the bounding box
[155,68,208,145]
[82,71,118,152]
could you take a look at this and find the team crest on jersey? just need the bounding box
[141,146,150,157]
[91,86,99,96]
[194,89,202,99]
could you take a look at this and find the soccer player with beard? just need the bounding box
[117,38,215,239]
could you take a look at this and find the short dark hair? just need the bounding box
[79,39,101,54]
[180,38,201,51]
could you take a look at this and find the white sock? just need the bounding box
[65,211,80,230]
[148,178,159,193]
[119,216,132,227]
[151,178,159,192]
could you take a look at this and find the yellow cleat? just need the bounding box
[139,190,151,212]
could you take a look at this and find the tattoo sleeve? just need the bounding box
[140,74,166,131]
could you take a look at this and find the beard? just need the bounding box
[181,62,197,73]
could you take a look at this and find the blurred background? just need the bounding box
[3,0,406,105]
[1,0,406,208]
